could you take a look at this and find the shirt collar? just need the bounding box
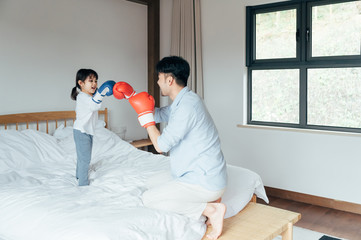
[171,86,189,107]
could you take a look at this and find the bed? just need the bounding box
[0,109,269,240]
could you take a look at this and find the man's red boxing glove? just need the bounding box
[129,92,156,128]
[113,82,136,100]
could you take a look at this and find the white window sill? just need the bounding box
[237,124,361,138]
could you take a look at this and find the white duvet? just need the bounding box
[0,123,268,240]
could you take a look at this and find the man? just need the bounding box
[113,56,227,240]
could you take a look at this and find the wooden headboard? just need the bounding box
[0,108,108,134]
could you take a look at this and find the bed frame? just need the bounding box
[0,109,301,240]
[0,108,108,133]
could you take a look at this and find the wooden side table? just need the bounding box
[130,139,153,151]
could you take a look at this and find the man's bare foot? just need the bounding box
[211,197,222,203]
[206,217,211,226]
[206,198,222,225]
[203,203,226,240]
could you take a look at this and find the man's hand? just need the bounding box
[129,92,156,128]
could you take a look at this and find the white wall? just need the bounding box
[199,0,361,204]
[0,0,148,140]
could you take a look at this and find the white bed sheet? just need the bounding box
[0,123,268,240]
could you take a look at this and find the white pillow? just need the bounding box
[96,120,106,128]
[53,120,105,140]
[222,165,269,218]
[53,124,73,139]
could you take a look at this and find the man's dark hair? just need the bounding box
[156,56,190,87]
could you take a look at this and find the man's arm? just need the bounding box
[125,91,163,153]
[146,125,163,154]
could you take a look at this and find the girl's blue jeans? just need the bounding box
[73,129,93,186]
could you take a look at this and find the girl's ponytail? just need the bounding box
[71,86,78,100]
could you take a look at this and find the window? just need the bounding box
[246,0,361,133]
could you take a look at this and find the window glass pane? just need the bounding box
[252,69,299,123]
[308,67,361,128]
[312,1,361,57]
[256,9,297,60]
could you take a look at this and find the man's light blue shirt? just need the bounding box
[155,87,227,191]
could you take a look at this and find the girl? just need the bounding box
[70,69,115,186]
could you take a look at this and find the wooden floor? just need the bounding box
[258,196,361,240]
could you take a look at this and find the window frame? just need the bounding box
[246,0,361,133]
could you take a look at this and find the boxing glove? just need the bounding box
[92,80,116,104]
[113,82,136,100]
[129,92,156,128]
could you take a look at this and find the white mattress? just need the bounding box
[0,122,268,240]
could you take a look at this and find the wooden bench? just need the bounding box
[203,202,301,240]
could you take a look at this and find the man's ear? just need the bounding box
[167,75,174,86]
[166,75,173,86]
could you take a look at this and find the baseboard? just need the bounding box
[265,186,361,215]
